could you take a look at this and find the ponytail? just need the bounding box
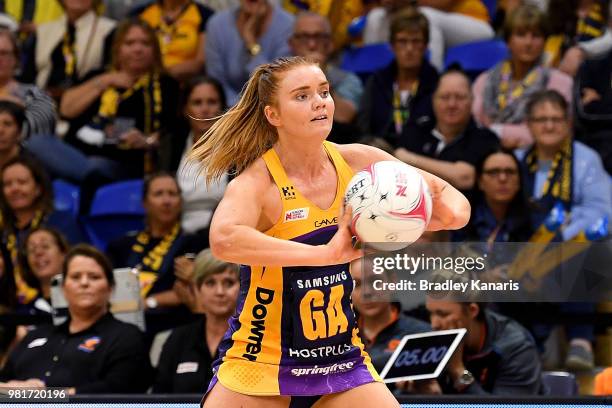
[189,57,316,184]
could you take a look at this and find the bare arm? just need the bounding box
[338,143,471,231]
[395,147,476,190]
[209,164,361,267]
[166,33,206,81]
[331,90,358,124]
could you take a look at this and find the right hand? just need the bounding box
[581,88,601,106]
[174,256,196,282]
[100,71,135,90]
[322,205,363,264]
[173,280,199,312]
[239,2,267,47]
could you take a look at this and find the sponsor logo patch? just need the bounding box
[77,336,101,353]
[176,362,199,374]
[284,207,309,222]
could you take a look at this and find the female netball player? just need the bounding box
[191,57,470,408]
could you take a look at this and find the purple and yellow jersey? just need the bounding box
[209,142,380,396]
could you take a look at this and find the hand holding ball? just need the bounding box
[344,161,432,250]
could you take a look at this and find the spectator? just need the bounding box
[518,90,611,370]
[154,249,239,393]
[545,0,612,76]
[134,0,214,82]
[0,30,56,137]
[418,0,495,71]
[0,156,84,305]
[0,101,33,169]
[289,11,364,144]
[456,148,532,243]
[359,9,439,149]
[351,257,430,374]
[20,0,116,101]
[362,0,413,45]
[395,69,499,191]
[106,172,205,337]
[425,299,542,394]
[166,76,228,234]
[472,4,573,149]
[205,0,294,105]
[574,46,612,175]
[0,244,153,393]
[17,227,68,317]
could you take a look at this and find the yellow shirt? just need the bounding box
[452,0,490,22]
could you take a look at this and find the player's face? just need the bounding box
[508,28,545,66]
[185,83,224,135]
[63,255,112,313]
[425,299,470,331]
[433,73,472,129]
[267,65,334,141]
[478,152,520,204]
[392,30,426,71]
[527,101,570,151]
[197,268,239,317]
[26,230,65,282]
[118,26,155,74]
[2,163,41,212]
[144,176,182,227]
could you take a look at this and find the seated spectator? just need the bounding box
[205,0,294,105]
[16,227,68,317]
[574,46,612,175]
[289,11,364,144]
[1,156,84,304]
[0,101,32,168]
[395,69,499,191]
[351,258,430,374]
[518,90,611,241]
[154,249,239,393]
[167,76,228,234]
[0,244,153,393]
[418,0,495,71]
[455,148,532,243]
[472,4,573,149]
[0,30,56,137]
[359,9,439,149]
[19,0,116,101]
[134,0,214,82]
[425,299,542,394]
[545,0,612,76]
[106,172,205,337]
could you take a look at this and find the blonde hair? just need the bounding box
[193,249,239,288]
[189,56,317,184]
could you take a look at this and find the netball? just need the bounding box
[345,161,432,250]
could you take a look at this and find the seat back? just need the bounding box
[444,39,508,79]
[341,43,395,82]
[89,179,145,216]
[53,179,80,217]
[541,371,579,396]
[82,214,145,251]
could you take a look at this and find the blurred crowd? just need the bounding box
[0,0,611,397]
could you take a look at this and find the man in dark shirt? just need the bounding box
[395,69,499,192]
[425,299,542,395]
[0,313,152,393]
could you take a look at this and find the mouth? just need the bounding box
[311,114,328,122]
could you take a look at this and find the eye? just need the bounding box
[320,90,330,98]
[296,93,308,101]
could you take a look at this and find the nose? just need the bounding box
[430,316,442,330]
[313,93,326,110]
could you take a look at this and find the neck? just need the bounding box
[397,67,419,84]
[40,279,52,299]
[0,145,20,168]
[163,0,188,9]
[485,198,509,222]
[536,143,563,161]
[148,221,176,238]
[68,306,107,333]
[275,139,328,179]
[465,320,485,355]
[361,305,395,339]
[14,207,36,229]
[510,59,537,81]
[435,122,466,143]
[66,8,89,24]
[123,68,149,80]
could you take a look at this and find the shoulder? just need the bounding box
[396,315,430,334]
[98,16,117,30]
[472,71,490,90]
[130,1,155,17]
[547,69,573,88]
[335,143,397,172]
[166,319,202,346]
[272,5,295,24]
[207,7,235,26]
[226,157,275,198]
[487,311,535,353]
[573,141,604,164]
[193,2,215,20]
[107,232,138,253]
[101,315,145,340]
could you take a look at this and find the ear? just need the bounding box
[467,303,480,320]
[264,105,281,127]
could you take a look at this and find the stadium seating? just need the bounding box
[52,179,80,217]
[82,180,145,250]
[542,371,580,396]
[341,43,395,82]
[443,39,508,79]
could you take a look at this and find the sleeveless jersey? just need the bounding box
[208,142,380,396]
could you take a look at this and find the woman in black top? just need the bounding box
[154,248,239,393]
[0,244,153,393]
